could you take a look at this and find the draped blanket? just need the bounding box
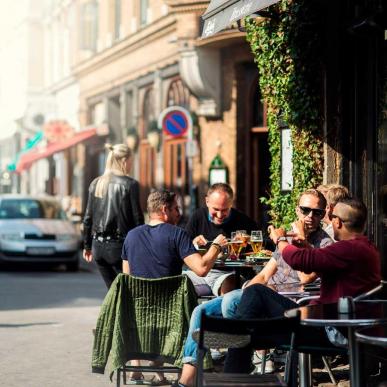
[91,273,201,378]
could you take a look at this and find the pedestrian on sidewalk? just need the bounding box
[83,143,144,289]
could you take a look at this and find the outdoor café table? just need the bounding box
[213,258,266,287]
[285,301,387,387]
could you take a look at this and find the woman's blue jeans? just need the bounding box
[182,297,223,364]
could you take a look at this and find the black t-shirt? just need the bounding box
[185,207,258,241]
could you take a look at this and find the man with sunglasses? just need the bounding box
[222,196,381,375]
[220,189,332,318]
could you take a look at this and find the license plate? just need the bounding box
[26,247,55,255]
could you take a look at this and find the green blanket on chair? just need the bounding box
[92,273,212,378]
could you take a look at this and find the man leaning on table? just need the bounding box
[223,196,381,374]
[184,183,258,297]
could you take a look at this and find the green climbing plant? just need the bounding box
[246,0,324,227]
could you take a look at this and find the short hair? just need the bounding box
[325,185,350,206]
[336,197,367,233]
[298,188,327,209]
[147,189,176,214]
[207,183,234,200]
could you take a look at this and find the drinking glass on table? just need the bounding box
[250,230,263,254]
[228,231,244,260]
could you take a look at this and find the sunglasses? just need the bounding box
[298,206,325,217]
[329,213,345,222]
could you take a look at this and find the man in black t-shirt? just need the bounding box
[185,183,258,296]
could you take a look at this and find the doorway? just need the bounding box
[236,63,271,229]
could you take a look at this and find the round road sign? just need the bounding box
[158,106,192,138]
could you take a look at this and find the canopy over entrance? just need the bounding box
[201,0,279,38]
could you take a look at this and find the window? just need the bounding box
[114,0,121,39]
[0,199,65,220]
[142,88,156,138]
[167,79,190,109]
[80,1,98,51]
[140,0,148,26]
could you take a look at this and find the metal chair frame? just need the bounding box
[195,310,301,387]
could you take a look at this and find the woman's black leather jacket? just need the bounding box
[83,174,144,249]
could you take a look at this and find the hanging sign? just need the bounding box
[158,106,192,138]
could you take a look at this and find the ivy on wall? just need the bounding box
[246,0,324,227]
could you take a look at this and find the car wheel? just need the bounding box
[66,260,79,272]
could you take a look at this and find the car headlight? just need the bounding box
[0,233,23,241]
[57,234,77,241]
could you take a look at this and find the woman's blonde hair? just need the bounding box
[95,143,132,198]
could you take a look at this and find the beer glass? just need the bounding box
[229,231,244,260]
[250,230,263,254]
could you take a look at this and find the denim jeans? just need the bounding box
[182,296,223,364]
[221,289,243,318]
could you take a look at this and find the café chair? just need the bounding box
[354,280,387,302]
[355,323,387,385]
[293,295,347,387]
[194,310,301,387]
[91,273,200,387]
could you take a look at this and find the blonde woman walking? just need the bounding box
[83,143,144,288]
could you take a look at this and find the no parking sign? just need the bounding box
[158,106,192,138]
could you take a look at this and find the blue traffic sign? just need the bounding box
[159,106,192,138]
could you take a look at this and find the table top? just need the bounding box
[213,259,266,270]
[355,324,387,347]
[285,301,387,327]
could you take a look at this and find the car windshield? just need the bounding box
[0,199,67,220]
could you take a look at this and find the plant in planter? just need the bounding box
[246,0,324,227]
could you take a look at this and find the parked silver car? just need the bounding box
[0,194,81,271]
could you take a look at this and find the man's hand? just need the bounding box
[83,249,93,262]
[193,235,208,247]
[212,233,228,247]
[291,219,311,247]
[267,225,286,245]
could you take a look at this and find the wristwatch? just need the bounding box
[276,236,288,246]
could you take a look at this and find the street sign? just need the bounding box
[158,106,192,138]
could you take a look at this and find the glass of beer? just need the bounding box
[229,231,244,260]
[250,230,263,254]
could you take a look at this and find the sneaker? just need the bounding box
[250,359,275,374]
[210,348,225,361]
[252,351,275,374]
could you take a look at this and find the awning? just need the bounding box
[16,127,97,173]
[201,0,280,38]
